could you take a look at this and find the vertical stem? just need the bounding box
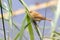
[51,0,60,39]
[7,0,13,39]
[7,0,13,29]
[0,0,6,40]
[42,7,47,40]
[33,20,42,40]
[42,1,48,39]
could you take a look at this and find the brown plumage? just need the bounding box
[29,11,52,21]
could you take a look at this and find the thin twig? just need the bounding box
[42,1,48,40]
[32,20,42,40]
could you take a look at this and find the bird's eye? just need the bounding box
[29,11,32,13]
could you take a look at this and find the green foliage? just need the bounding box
[1,0,60,40]
[7,0,13,29]
[14,16,27,40]
[54,31,60,36]
[26,14,34,40]
[14,0,34,40]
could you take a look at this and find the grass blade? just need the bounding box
[7,0,13,29]
[26,14,34,40]
[51,0,60,39]
[18,0,34,40]
[4,18,28,40]
[14,15,27,40]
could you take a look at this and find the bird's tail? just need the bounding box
[46,18,52,22]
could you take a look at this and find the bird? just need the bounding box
[29,11,52,22]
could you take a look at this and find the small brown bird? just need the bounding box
[29,11,52,21]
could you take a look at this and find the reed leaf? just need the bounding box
[7,0,13,29]
[54,31,60,36]
[4,18,28,40]
[2,2,9,11]
[18,0,34,40]
[51,0,60,39]
[14,15,27,40]
[26,14,34,40]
